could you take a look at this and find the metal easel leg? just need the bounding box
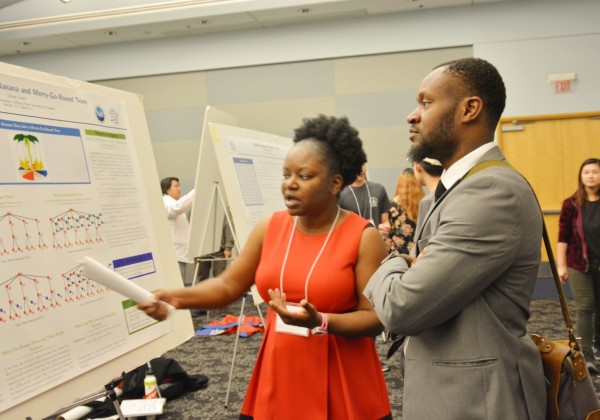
[191,260,200,287]
[224,293,246,408]
[47,375,126,420]
[191,258,211,320]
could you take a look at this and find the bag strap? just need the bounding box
[465,160,579,350]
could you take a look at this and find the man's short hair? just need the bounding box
[436,57,506,130]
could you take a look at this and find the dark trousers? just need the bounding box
[196,250,227,281]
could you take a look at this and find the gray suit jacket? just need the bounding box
[364,146,546,419]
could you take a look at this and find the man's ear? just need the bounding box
[331,174,344,195]
[461,96,483,123]
[413,162,423,175]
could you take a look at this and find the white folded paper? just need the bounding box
[120,397,166,416]
[80,256,175,316]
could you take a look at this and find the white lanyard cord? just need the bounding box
[348,182,373,222]
[279,206,341,302]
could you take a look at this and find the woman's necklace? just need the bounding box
[279,206,341,301]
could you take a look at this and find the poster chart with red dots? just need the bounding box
[0,63,193,419]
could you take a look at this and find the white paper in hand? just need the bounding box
[80,256,175,317]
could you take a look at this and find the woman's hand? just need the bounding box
[137,290,175,321]
[268,288,321,329]
[557,264,569,284]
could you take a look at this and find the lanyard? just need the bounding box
[348,182,373,222]
[279,206,341,301]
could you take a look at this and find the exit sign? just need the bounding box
[554,79,573,94]
[549,72,576,94]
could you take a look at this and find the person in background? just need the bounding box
[557,157,600,370]
[160,177,195,282]
[364,57,546,419]
[384,169,424,255]
[339,162,393,372]
[410,157,444,235]
[141,115,392,420]
[339,163,391,228]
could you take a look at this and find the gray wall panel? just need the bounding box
[335,91,415,128]
[145,107,206,142]
[205,60,335,105]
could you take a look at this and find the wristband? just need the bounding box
[311,312,328,336]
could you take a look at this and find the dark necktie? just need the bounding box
[434,181,447,202]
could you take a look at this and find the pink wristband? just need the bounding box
[311,312,328,336]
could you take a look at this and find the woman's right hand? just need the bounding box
[137,290,175,321]
[557,265,569,283]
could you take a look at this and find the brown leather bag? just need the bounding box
[531,333,600,420]
[530,223,600,420]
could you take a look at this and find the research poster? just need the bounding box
[208,123,291,248]
[0,72,172,414]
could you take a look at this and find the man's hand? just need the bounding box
[378,222,391,237]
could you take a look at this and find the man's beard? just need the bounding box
[407,110,457,165]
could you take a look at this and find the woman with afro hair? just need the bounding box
[140,114,392,419]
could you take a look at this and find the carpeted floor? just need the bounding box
[153,297,600,419]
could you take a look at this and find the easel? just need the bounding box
[191,181,235,288]
[45,374,127,420]
[191,181,265,407]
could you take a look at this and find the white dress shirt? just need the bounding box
[438,141,496,191]
[163,189,195,263]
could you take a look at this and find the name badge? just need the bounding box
[275,304,309,337]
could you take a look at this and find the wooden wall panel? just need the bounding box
[497,112,600,260]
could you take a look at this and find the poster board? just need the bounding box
[208,123,292,253]
[0,62,194,419]
[187,106,238,261]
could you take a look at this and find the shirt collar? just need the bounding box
[439,142,496,190]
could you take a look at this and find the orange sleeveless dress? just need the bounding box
[240,211,391,419]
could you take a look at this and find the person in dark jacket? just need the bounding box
[558,157,600,369]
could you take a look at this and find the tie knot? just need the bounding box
[434,181,447,202]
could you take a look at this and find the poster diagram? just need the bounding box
[50,208,103,248]
[0,265,109,323]
[0,207,103,255]
[0,211,47,254]
[13,133,47,181]
[0,119,90,185]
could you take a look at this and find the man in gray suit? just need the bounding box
[364,58,546,419]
